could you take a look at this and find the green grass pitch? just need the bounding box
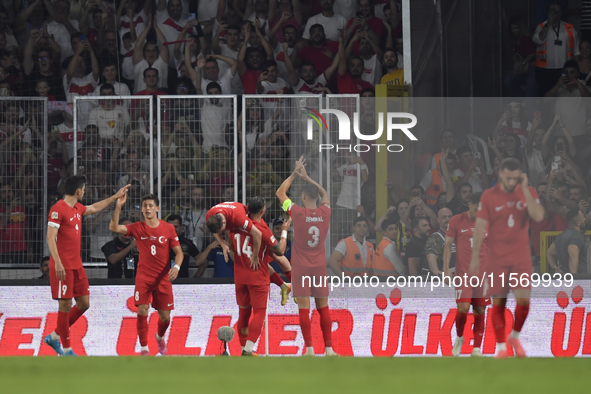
[1,357,589,393]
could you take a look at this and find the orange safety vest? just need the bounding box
[367,237,399,277]
[535,22,576,68]
[339,236,374,276]
[425,169,444,207]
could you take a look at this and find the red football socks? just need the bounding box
[473,313,485,348]
[137,315,149,347]
[157,318,170,338]
[68,305,85,327]
[285,271,292,282]
[492,304,506,344]
[299,308,313,347]
[270,272,284,287]
[514,303,530,333]
[57,311,70,348]
[455,311,467,337]
[247,308,266,344]
[237,307,252,347]
[318,306,333,348]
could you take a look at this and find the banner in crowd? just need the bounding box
[0,284,590,357]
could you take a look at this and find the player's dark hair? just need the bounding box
[141,194,160,207]
[566,209,582,227]
[470,192,482,205]
[206,214,224,233]
[411,216,429,231]
[64,175,86,196]
[353,216,368,227]
[302,184,319,200]
[382,214,400,230]
[167,214,183,226]
[247,196,266,215]
[500,157,522,171]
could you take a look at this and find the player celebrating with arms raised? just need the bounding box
[231,196,287,356]
[276,157,336,357]
[470,158,544,358]
[206,201,262,270]
[44,175,130,356]
[444,192,490,357]
[110,193,184,356]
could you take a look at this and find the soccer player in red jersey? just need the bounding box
[206,201,263,270]
[276,157,336,356]
[44,175,130,356]
[444,192,490,357]
[110,193,183,356]
[470,158,544,358]
[231,196,286,356]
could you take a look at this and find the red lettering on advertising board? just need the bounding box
[370,310,402,356]
[167,316,201,356]
[425,309,456,355]
[400,314,423,354]
[311,309,354,356]
[0,318,42,356]
[482,308,514,356]
[116,312,159,355]
[266,314,299,355]
[582,313,591,355]
[38,313,88,356]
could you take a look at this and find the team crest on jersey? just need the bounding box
[51,212,58,219]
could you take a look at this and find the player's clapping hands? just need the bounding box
[168,265,179,282]
[282,217,292,232]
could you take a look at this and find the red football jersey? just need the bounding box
[206,202,253,233]
[446,212,488,276]
[477,184,539,264]
[231,219,276,285]
[125,220,180,280]
[288,202,331,268]
[47,200,87,270]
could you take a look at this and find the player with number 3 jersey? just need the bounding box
[471,158,544,359]
[110,193,183,356]
[276,157,337,357]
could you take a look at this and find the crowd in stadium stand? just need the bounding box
[0,0,589,279]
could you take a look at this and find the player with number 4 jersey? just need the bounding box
[444,192,490,357]
[110,193,183,356]
[276,157,337,357]
[471,158,545,359]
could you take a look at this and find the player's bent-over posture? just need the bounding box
[44,175,130,356]
[470,158,544,358]
[444,192,490,357]
[276,157,337,356]
[231,196,286,356]
[110,193,184,356]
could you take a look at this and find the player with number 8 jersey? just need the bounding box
[110,193,183,356]
[276,157,337,357]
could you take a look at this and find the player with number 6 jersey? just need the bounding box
[444,192,490,357]
[110,193,183,356]
[276,157,337,357]
[44,175,130,356]
[471,158,545,359]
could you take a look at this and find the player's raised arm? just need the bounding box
[85,184,131,215]
[297,159,330,205]
[520,173,545,222]
[46,225,65,280]
[276,217,291,254]
[168,244,184,282]
[469,218,487,274]
[109,193,128,236]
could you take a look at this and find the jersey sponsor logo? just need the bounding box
[495,205,504,211]
[305,217,324,222]
[51,212,58,219]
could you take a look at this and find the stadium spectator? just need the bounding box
[102,217,138,278]
[0,182,28,263]
[293,24,339,77]
[405,216,430,276]
[269,0,302,45]
[452,145,489,193]
[337,34,373,93]
[167,214,200,278]
[430,130,457,170]
[345,29,384,85]
[345,0,386,45]
[193,81,231,154]
[88,84,131,141]
[238,21,273,94]
[368,213,406,277]
[533,2,579,96]
[95,60,131,98]
[44,0,81,62]
[132,17,169,93]
[547,209,588,274]
[36,256,50,281]
[425,208,454,277]
[198,53,239,96]
[526,116,548,187]
[544,61,591,139]
[419,148,455,209]
[155,0,195,61]
[24,45,65,101]
[116,0,149,50]
[504,16,537,97]
[85,199,115,264]
[578,39,591,84]
[131,67,167,120]
[303,0,347,42]
[269,217,292,275]
[574,118,591,175]
[380,47,403,85]
[194,239,234,278]
[178,186,207,252]
[328,216,375,277]
[447,183,472,216]
[117,149,150,195]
